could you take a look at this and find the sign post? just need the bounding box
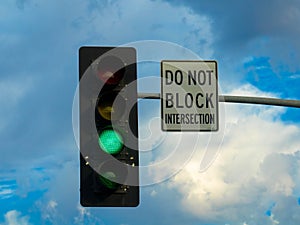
[161,60,219,131]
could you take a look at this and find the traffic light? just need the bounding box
[79,46,139,207]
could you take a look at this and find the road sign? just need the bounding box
[161,60,218,131]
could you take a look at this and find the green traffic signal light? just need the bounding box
[98,129,123,155]
[98,171,118,190]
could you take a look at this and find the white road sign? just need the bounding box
[161,60,219,131]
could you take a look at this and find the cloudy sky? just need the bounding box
[1,0,300,224]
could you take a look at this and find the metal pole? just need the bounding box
[138,93,160,99]
[138,92,300,108]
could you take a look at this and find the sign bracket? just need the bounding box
[138,92,300,108]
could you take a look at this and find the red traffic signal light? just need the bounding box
[79,46,139,207]
[96,55,125,85]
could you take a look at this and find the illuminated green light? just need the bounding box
[98,129,123,154]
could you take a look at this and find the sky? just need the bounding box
[1,0,300,224]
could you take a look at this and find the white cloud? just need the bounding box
[150,190,157,197]
[32,161,78,225]
[0,188,14,199]
[79,0,214,58]
[0,210,31,225]
[0,179,17,200]
[42,200,59,223]
[74,205,105,225]
[154,84,300,224]
[229,83,279,98]
[270,214,280,225]
[47,200,58,209]
[289,74,300,79]
[224,84,286,122]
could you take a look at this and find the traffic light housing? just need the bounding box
[79,47,139,207]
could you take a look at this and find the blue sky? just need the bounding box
[1,0,300,224]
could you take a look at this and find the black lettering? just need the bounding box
[165,93,174,108]
[195,93,204,108]
[185,113,189,124]
[176,93,183,108]
[205,114,210,124]
[206,93,214,108]
[198,70,206,85]
[166,114,171,124]
[180,114,185,124]
[206,70,213,85]
[185,93,193,108]
[165,70,173,85]
[209,114,215,124]
[199,114,204,123]
[190,113,194,124]
[176,114,180,124]
[174,70,183,85]
[188,70,197,85]
[195,114,200,124]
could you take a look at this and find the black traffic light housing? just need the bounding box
[79,46,139,207]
